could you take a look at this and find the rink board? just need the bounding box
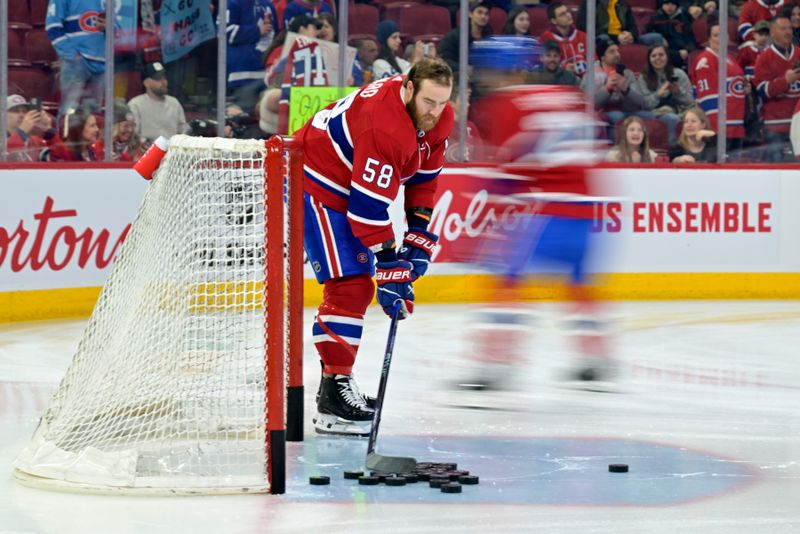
[1,163,799,321]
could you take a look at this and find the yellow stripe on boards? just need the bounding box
[2,273,799,323]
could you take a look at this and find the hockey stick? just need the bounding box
[365,301,417,474]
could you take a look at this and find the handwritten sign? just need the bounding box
[287,86,359,134]
[160,0,216,63]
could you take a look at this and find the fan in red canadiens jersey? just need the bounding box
[294,58,454,435]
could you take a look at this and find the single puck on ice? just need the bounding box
[441,482,462,494]
[343,470,364,480]
[458,475,479,485]
[385,476,407,486]
[309,476,330,485]
[370,472,388,482]
[608,464,629,473]
[403,474,419,483]
[358,476,380,485]
[417,472,431,481]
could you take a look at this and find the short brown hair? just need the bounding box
[405,57,453,91]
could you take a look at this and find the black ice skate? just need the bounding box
[313,374,374,436]
[316,369,376,409]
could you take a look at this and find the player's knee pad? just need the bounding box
[322,273,374,316]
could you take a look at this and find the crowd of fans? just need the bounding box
[5,0,800,163]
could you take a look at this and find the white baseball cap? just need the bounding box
[6,94,31,111]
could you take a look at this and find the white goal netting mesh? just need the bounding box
[14,136,282,494]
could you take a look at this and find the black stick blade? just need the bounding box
[365,452,417,474]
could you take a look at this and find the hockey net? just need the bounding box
[14,135,304,495]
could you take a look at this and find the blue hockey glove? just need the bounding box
[375,260,415,319]
[398,230,438,281]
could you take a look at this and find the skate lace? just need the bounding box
[338,376,369,408]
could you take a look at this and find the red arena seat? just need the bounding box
[528,7,550,37]
[26,29,59,67]
[8,66,54,101]
[349,4,380,37]
[619,43,649,74]
[397,5,451,37]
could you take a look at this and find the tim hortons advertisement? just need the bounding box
[1,166,798,294]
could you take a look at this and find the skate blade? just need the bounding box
[558,380,623,394]
[312,412,371,437]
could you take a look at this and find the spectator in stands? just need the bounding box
[540,2,589,77]
[530,40,580,86]
[440,0,493,75]
[739,20,771,78]
[738,0,786,43]
[691,17,748,152]
[790,98,800,156]
[636,44,694,144]
[91,100,146,161]
[226,0,277,112]
[754,13,800,161]
[446,87,483,162]
[687,1,717,20]
[502,7,532,36]
[373,21,431,79]
[782,3,800,45]
[352,37,379,85]
[44,109,101,162]
[128,62,188,143]
[264,14,321,72]
[317,12,337,42]
[646,0,697,67]
[581,38,645,139]
[606,116,658,162]
[46,0,106,116]
[668,107,718,162]
[282,0,333,29]
[578,0,663,46]
[5,95,56,162]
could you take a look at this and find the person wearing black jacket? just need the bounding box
[439,0,493,75]
[646,0,697,67]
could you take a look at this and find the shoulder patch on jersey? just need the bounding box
[696,57,709,70]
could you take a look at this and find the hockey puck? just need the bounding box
[309,476,330,485]
[441,482,462,494]
[458,475,479,485]
[358,476,380,485]
[370,472,388,482]
[417,472,431,481]
[429,477,449,488]
[609,463,629,473]
[343,470,364,480]
[385,476,407,486]
[403,474,419,483]
[448,470,469,481]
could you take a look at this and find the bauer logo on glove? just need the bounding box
[398,229,439,280]
[376,268,413,282]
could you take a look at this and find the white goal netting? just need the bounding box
[14,136,293,494]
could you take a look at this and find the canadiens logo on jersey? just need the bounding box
[79,11,104,32]
[727,79,746,97]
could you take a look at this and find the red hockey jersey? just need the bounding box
[754,44,800,133]
[278,37,330,134]
[296,75,454,248]
[539,28,588,77]
[690,48,746,138]
[737,42,765,79]
[738,0,786,42]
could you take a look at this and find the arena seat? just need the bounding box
[9,0,32,29]
[8,66,54,101]
[349,4,379,37]
[8,31,30,66]
[619,43,649,74]
[527,7,550,37]
[30,0,49,26]
[397,5,451,37]
[26,29,59,67]
[489,7,507,34]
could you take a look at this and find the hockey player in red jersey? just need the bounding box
[295,58,454,435]
[738,0,786,42]
[453,37,615,398]
[754,13,800,161]
[690,18,748,152]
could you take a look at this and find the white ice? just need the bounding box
[1,301,799,533]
